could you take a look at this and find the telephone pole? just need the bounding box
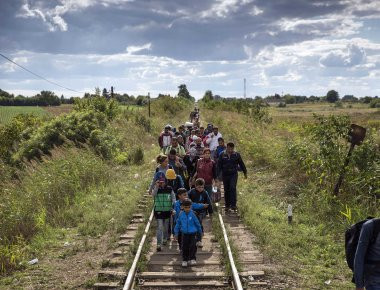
[148,92,151,118]
[244,78,246,99]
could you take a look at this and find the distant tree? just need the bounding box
[136,95,147,106]
[342,95,358,102]
[177,84,193,101]
[309,95,320,102]
[102,88,109,98]
[0,89,14,98]
[36,91,61,106]
[203,90,213,102]
[284,94,296,104]
[361,96,373,104]
[94,87,101,97]
[326,90,339,103]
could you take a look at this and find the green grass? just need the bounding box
[238,173,352,288]
[200,105,378,288]
[0,106,49,125]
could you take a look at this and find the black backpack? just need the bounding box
[345,217,380,272]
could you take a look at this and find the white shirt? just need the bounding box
[206,132,222,151]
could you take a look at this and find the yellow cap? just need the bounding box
[165,169,177,180]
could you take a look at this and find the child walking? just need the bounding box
[174,198,202,267]
[173,188,205,251]
[188,178,213,248]
[151,172,176,252]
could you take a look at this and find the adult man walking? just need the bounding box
[354,218,380,290]
[217,142,247,212]
[206,126,222,159]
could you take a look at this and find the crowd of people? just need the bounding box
[149,109,247,267]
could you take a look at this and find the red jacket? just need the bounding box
[196,158,216,185]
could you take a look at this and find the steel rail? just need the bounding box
[217,203,244,290]
[123,207,154,290]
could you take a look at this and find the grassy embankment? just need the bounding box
[202,102,380,288]
[0,96,191,288]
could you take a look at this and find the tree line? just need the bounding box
[0,84,195,107]
[201,89,380,108]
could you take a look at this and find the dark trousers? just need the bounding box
[178,230,183,250]
[182,233,197,261]
[195,212,206,242]
[223,173,238,208]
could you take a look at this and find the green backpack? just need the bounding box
[154,189,172,212]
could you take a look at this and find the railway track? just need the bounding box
[93,111,268,289]
[93,188,268,289]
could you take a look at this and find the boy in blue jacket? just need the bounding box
[174,198,202,267]
[188,178,213,248]
[173,188,206,251]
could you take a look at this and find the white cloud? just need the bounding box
[126,43,152,55]
[278,16,363,37]
[319,44,366,67]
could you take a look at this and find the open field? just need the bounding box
[270,102,380,123]
[43,104,73,116]
[0,106,50,125]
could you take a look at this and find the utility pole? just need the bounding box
[148,92,151,118]
[111,86,114,98]
[244,78,246,99]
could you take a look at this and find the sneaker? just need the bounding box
[231,206,238,213]
[196,241,203,248]
[156,245,161,252]
[162,240,167,246]
[181,261,188,267]
[189,259,197,266]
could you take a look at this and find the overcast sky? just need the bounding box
[0,0,380,99]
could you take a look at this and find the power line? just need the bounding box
[0,52,84,94]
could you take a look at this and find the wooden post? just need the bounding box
[148,92,151,118]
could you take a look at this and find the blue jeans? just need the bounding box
[156,218,169,246]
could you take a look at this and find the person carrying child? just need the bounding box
[174,198,202,267]
[173,188,207,251]
[188,178,213,248]
[151,171,176,252]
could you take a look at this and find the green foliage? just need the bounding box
[0,114,41,163]
[177,84,194,101]
[287,114,380,201]
[201,98,271,124]
[0,90,60,106]
[9,97,124,162]
[326,90,340,103]
[369,98,380,108]
[151,95,192,117]
[73,97,119,120]
[0,148,110,274]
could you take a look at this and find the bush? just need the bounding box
[0,114,41,163]
[369,98,380,108]
[0,148,110,274]
[74,97,119,120]
[151,95,192,117]
[287,114,380,203]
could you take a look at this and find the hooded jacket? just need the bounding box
[174,210,202,235]
[173,200,204,222]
